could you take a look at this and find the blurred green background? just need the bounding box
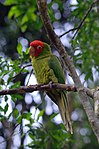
[0,0,99,148]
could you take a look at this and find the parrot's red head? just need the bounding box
[29,40,44,57]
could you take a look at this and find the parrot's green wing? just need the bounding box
[48,55,65,84]
[48,55,73,134]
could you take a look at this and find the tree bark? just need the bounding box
[36,0,99,142]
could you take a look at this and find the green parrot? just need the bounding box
[29,40,73,134]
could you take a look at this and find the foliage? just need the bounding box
[71,0,99,83]
[4,0,40,32]
[0,0,99,148]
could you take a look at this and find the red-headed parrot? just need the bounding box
[29,40,73,133]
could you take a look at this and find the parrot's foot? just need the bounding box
[49,81,53,89]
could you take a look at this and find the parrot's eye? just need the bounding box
[37,45,42,50]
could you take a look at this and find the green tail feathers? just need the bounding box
[57,91,73,134]
[47,90,73,134]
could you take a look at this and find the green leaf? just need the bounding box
[10,82,20,89]
[31,13,37,21]
[22,112,32,120]
[0,114,6,121]
[5,96,8,102]
[17,43,23,56]
[7,71,14,84]
[21,14,28,25]
[0,106,4,112]
[37,110,44,121]
[21,25,28,32]
[17,115,22,124]
[0,86,2,90]
[4,103,9,114]
[50,113,59,120]
[8,112,13,119]
[4,0,16,5]
[29,133,35,140]
[11,94,23,103]
[25,48,29,54]
[30,118,34,125]
[13,108,19,118]
[0,78,5,85]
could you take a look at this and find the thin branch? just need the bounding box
[58,1,97,39]
[59,27,78,38]
[36,0,99,142]
[12,64,32,80]
[72,0,97,39]
[0,123,23,145]
[26,69,33,86]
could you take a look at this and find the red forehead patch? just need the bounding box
[30,40,44,48]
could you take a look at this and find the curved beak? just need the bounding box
[29,46,35,57]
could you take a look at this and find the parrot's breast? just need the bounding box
[32,56,58,84]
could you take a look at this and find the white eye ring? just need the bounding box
[37,45,42,50]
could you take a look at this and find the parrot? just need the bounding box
[29,40,73,134]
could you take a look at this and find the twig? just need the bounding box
[36,0,99,142]
[72,1,97,39]
[58,1,97,39]
[0,123,25,145]
[59,27,78,38]
[12,64,32,80]
[26,69,33,86]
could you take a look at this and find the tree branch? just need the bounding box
[0,83,93,98]
[59,1,97,39]
[93,87,99,118]
[36,0,99,142]
[72,0,97,39]
[59,27,78,38]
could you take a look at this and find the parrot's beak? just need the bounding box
[29,46,35,57]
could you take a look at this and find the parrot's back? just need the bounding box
[31,54,73,134]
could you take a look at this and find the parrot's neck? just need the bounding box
[33,54,52,60]
[40,43,52,56]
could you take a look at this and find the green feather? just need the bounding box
[30,41,73,133]
[48,55,65,84]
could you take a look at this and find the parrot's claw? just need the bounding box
[49,81,53,89]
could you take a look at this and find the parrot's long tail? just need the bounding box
[47,91,73,134]
[57,91,73,134]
